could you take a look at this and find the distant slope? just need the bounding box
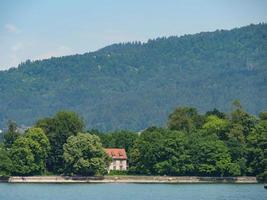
[0,23,267,131]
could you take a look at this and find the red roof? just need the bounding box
[105,148,127,159]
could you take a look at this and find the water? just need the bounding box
[0,183,266,200]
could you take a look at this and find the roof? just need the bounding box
[105,148,127,160]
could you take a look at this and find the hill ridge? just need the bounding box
[0,23,267,131]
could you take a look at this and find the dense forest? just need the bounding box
[0,103,266,182]
[0,23,267,131]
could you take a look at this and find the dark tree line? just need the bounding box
[0,103,266,182]
[90,102,267,181]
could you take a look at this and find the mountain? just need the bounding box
[0,23,267,131]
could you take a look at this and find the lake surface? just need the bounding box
[0,183,266,200]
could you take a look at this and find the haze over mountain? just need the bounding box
[0,23,267,131]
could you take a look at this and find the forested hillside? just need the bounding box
[0,23,267,131]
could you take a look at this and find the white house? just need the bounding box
[105,148,127,171]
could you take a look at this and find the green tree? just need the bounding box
[36,111,84,173]
[246,119,267,178]
[10,137,37,175]
[202,115,228,139]
[205,108,227,119]
[3,121,20,148]
[63,133,110,176]
[0,145,13,176]
[129,127,194,175]
[231,100,257,137]
[259,112,267,121]
[189,134,240,176]
[168,107,203,132]
[225,136,247,175]
[10,128,50,175]
[92,130,138,153]
[25,128,51,166]
[129,128,165,174]
[154,131,193,175]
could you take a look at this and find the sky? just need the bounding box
[0,0,266,70]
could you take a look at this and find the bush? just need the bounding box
[256,171,267,183]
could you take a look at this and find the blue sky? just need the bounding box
[0,0,266,70]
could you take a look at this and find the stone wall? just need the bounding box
[7,176,258,183]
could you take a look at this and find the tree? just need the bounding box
[3,120,20,148]
[224,133,247,175]
[10,137,37,175]
[10,128,50,175]
[129,127,194,175]
[231,101,257,137]
[227,124,245,143]
[259,112,267,120]
[92,130,138,153]
[246,120,267,178]
[129,128,165,174]
[205,108,227,119]
[36,111,84,173]
[25,128,50,166]
[202,115,228,139]
[154,131,193,175]
[167,107,203,132]
[0,145,12,176]
[189,134,240,176]
[63,133,110,176]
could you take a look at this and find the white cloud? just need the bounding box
[5,24,21,33]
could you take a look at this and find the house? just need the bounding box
[105,148,127,171]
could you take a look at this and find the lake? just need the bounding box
[0,183,266,200]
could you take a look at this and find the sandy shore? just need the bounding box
[4,176,258,184]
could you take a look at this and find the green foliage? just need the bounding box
[63,133,110,176]
[10,137,37,175]
[0,104,266,178]
[256,171,267,183]
[0,24,267,131]
[0,145,12,176]
[25,128,51,162]
[202,115,228,138]
[168,107,203,132]
[246,120,267,176]
[91,130,138,153]
[154,131,193,175]
[231,101,257,137]
[189,134,240,176]
[10,128,50,175]
[3,121,20,148]
[129,128,193,175]
[36,111,84,173]
[259,112,267,120]
[129,127,166,174]
[205,109,227,119]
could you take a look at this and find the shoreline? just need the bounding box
[1,176,258,184]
